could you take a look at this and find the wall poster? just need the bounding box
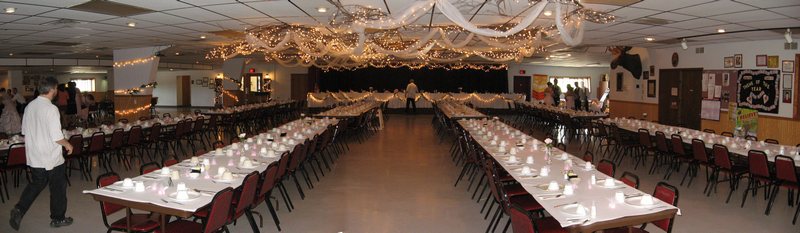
[735,107,758,138]
[737,69,780,114]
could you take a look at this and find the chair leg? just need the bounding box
[266,195,282,231]
[291,173,306,199]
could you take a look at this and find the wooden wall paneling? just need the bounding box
[114,95,152,121]
[609,100,659,121]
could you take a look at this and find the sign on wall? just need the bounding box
[737,69,780,114]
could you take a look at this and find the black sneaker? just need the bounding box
[9,208,24,231]
[49,217,73,228]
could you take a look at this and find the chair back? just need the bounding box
[598,159,615,177]
[556,142,566,152]
[109,129,125,149]
[213,141,225,149]
[257,163,279,203]
[691,139,709,163]
[203,187,234,233]
[139,162,161,175]
[721,131,734,137]
[88,132,106,153]
[127,126,143,145]
[96,172,123,226]
[276,151,291,180]
[775,155,799,184]
[193,116,205,132]
[508,204,535,233]
[745,135,758,141]
[747,150,770,179]
[620,171,640,189]
[6,143,26,167]
[163,159,178,167]
[655,131,669,153]
[582,151,593,163]
[232,171,260,220]
[149,123,162,141]
[712,144,733,169]
[652,182,679,233]
[67,135,84,157]
[702,129,715,134]
[195,150,207,156]
[638,128,652,148]
[670,134,686,156]
[764,139,779,144]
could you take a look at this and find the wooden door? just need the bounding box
[291,74,309,101]
[658,69,702,129]
[513,76,531,101]
[177,75,191,107]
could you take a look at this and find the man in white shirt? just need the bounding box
[10,77,74,231]
[405,79,418,114]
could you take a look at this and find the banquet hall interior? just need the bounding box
[0,0,798,232]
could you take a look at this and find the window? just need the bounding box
[549,76,591,96]
[72,78,95,92]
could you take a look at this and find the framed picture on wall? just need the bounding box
[767,56,779,68]
[756,55,767,66]
[734,54,743,68]
[615,72,624,91]
[724,57,734,68]
[783,89,792,103]
[647,80,656,97]
[649,65,655,75]
[643,71,649,80]
[784,74,793,89]
[782,60,795,73]
[722,73,730,87]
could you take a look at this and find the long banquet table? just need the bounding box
[436,101,487,120]
[604,117,800,166]
[314,101,380,118]
[308,92,524,109]
[459,118,679,232]
[516,101,608,119]
[84,117,338,233]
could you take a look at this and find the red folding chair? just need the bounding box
[97,172,159,232]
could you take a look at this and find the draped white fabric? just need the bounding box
[434,0,548,37]
[307,92,524,109]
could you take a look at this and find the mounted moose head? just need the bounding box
[609,46,642,80]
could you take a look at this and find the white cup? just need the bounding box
[521,166,531,175]
[190,157,199,164]
[508,156,517,163]
[122,178,134,187]
[217,167,227,176]
[615,191,625,203]
[604,178,615,188]
[176,190,189,200]
[563,184,574,195]
[526,156,534,164]
[547,181,559,191]
[171,171,181,180]
[134,182,145,192]
[222,171,234,180]
[576,205,586,216]
[160,167,171,175]
[641,194,655,205]
[176,183,187,191]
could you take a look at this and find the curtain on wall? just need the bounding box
[316,67,508,93]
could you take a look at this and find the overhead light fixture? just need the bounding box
[127,22,136,27]
[681,38,688,50]
[566,53,571,57]
[8,52,12,56]
[543,10,552,16]
[644,37,655,42]
[4,7,15,13]
[175,52,180,56]
[716,28,725,33]
[169,68,174,71]
[786,28,793,43]
[317,7,327,13]
[545,57,550,60]
[200,35,207,39]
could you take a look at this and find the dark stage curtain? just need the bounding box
[315,67,508,93]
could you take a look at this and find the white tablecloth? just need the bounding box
[460,119,679,228]
[307,92,523,109]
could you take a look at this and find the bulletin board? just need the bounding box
[702,70,738,110]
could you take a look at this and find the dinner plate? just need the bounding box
[112,181,136,189]
[535,184,563,191]
[167,191,202,202]
[593,179,625,189]
[624,196,658,208]
[559,204,589,217]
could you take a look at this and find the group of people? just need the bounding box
[0,87,27,134]
[0,81,98,135]
[542,78,590,111]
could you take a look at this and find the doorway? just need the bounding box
[658,68,702,129]
[513,76,531,101]
[291,74,309,101]
[176,75,191,107]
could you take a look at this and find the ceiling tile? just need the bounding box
[0,2,57,16]
[100,17,162,28]
[601,23,651,32]
[38,9,118,22]
[75,22,131,32]
[244,1,307,18]
[767,6,800,18]
[664,18,726,29]
[709,10,788,23]
[649,12,696,22]
[673,1,757,17]
[203,3,269,19]
[129,12,194,25]
[733,0,800,8]
[164,8,229,21]
[694,24,755,34]
[608,7,660,22]
[0,14,27,23]
[109,0,192,11]
[630,0,714,11]
[179,0,238,6]
[174,22,223,32]
[739,18,800,28]
[631,26,682,35]
[13,16,58,25]
[1,0,85,8]
[149,25,197,34]
[0,23,60,31]
[581,3,622,12]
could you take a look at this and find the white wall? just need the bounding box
[507,64,609,100]
[152,61,308,107]
[645,39,795,118]
[608,47,653,103]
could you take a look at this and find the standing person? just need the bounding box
[552,78,562,106]
[543,82,554,106]
[12,88,25,115]
[64,82,82,127]
[0,89,21,134]
[565,84,576,110]
[405,79,418,114]
[56,85,68,114]
[579,82,589,111]
[573,82,582,110]
[9,77,74,231]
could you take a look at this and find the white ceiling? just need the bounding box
[0,0,797,67]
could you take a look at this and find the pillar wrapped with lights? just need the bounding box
[112,46,169,120]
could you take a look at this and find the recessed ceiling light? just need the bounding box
[5,7,15,13]
[543,10,552,16]
[175,52,180,56]
[317,7,327,13]
[566,53,571,57]
[8,52,12,56]
[644,37,655,42]
[169,68,174,71]
[95,55,99,58]
[545,57,550,60]
[127,22,136,27]
[200,35,206,39]
[717,28,725,33]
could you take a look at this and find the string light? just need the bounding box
[114,56,156,68]
[115,104,152,116]
[223,89,239,103]
[114,82,158,95]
